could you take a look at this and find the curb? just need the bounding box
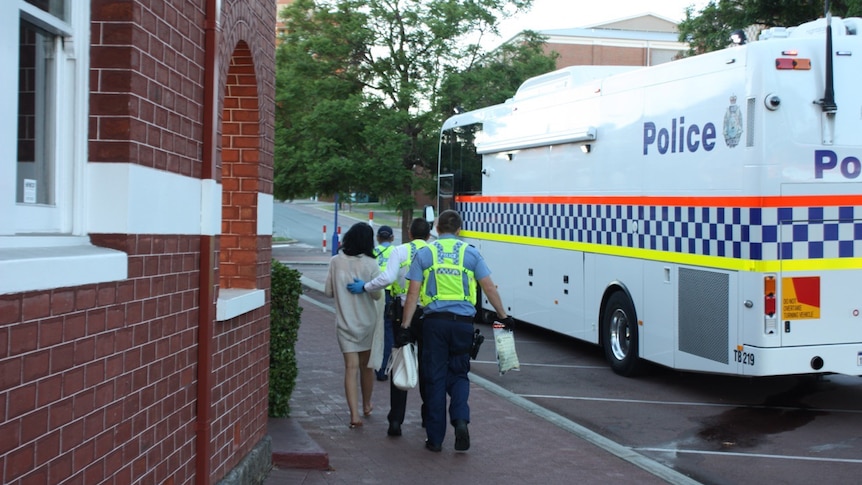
[268,418,330,470]
[300,275,325,293]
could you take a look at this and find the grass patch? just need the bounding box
[317,202,413,228]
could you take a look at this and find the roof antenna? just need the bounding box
[818,0,837,114]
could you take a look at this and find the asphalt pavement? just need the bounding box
[263,242,699,484]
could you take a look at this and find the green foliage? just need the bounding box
[679,0,862,55]
[273,0,556,235]
[436,30,558,115]
[269,260,303,418]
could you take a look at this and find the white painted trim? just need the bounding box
[546,35,686,51]
[0,5,17,234]
[87,163,203,235]
[88,163,275,238]
[257,193,273,235]
[217,288,266,321]
[201,179,222,236]
[0,243,127,295]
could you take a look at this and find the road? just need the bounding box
[273,200,402,248]
[274,201,862,485]
[466,326,862,484]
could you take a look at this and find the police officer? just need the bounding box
[347,218,431,437]
[372,225,395,381]
[401,210,513,452]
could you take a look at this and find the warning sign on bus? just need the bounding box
[781,277,821,320]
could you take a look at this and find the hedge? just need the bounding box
[269,260,303,417]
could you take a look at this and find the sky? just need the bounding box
[492,0,709,45]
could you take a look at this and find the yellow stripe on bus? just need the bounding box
[460,230,862,273]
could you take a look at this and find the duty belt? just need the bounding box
[424,311,474,323]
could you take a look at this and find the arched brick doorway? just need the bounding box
[220,41,259,290]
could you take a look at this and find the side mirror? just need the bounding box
[424,205,438,239]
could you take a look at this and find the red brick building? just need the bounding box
[276,0,294,36]
[505,13,688,68]
[2,1,275,484]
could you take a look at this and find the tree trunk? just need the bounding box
[399,207,414,241]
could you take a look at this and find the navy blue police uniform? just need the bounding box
[404,234,491,449]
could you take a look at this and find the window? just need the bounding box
[1,1,76,236]
[0,2,127,295]
[19,20,57,208]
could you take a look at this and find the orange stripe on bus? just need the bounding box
[456,194,862,207]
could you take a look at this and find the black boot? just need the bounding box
[453,419,469,451]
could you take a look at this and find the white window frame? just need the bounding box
[0,2,127,295]
[12,2,76,234]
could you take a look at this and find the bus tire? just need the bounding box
[481,309,496,324]
[602,291,641,377]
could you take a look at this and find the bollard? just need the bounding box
[322,225,327,253]
[369,211,374,228]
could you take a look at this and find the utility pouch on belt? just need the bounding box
[388,297,404,325]
[469,329,484,360]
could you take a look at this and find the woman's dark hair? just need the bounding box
[340,222,375,257]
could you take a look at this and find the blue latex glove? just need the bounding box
[347,278,366,294]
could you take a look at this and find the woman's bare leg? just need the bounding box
[343,352,361,424]
[358,350,374,415]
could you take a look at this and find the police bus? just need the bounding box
[436,15,862,377]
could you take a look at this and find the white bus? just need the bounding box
[437,16,862,377]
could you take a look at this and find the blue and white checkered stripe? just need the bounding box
[458,202,862,260]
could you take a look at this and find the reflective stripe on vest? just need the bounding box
[390,240,428,296]
[420,239,476,307]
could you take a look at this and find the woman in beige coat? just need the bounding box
[324,222,384,427]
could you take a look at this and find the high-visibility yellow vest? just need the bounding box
[420,239,476,307]
[373,244,394,290]
[389,240,428,296]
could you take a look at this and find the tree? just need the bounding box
[436,30,558,116]
[678,0,862,55]
[274,0,559,237]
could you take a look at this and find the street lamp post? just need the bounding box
[332,194,339,256]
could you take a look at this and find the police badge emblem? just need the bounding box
[723,95,743,148]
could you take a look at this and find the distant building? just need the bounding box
[277,0,295,36]
[505,13,688,68]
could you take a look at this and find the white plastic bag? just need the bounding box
[386,342,418,390]
[493,322,520,375]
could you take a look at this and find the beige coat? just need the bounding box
[324,252,384,369]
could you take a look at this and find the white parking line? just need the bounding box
[472,359,606,369]
[636,447,862,464]
[516,393,862,415]
[468,373,703,485]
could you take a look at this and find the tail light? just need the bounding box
[764,275,776,316]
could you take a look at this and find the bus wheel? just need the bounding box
[481,309,496,324]
[602,291,641,377]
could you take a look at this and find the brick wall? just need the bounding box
[545,43,649,67]
[1,235,200,484]
[89,0,206,177]
[1,0,275,484]
[211,0,276,480]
